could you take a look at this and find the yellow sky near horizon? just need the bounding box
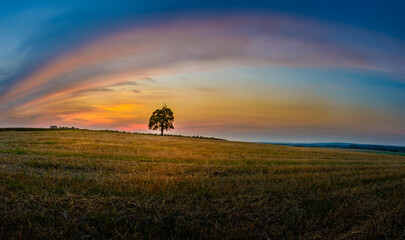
[5,67,401,144]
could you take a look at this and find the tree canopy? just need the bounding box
[148,104,174,135]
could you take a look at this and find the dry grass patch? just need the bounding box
[0,130,404,239]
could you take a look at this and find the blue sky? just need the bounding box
[0,0,404,145]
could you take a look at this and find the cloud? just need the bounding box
[88,88,114,92]
[109,81,139,87]
[142,77,156,83]
[0,13,404,141]
[193,86,222,93]
[1,14,404,113]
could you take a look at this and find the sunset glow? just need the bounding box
[0,1,404,144]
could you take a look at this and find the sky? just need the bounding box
[0,0,404,145]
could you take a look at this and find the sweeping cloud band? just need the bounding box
[1,14,404,111]
[0,2,404,144]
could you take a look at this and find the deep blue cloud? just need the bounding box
[1,0,404,96]
[0,0,404,144]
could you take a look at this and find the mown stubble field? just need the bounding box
[0,130,404,239]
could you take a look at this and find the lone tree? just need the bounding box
[148,104,174,135]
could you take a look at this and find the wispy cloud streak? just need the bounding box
[1,13,404,113]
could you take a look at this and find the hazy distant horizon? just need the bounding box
[1,125,403,147]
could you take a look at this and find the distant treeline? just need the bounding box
[265,142,405,153]
[0,127,225,141]
[0,128,53,131]
[50,125,80,129]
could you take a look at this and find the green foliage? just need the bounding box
[148,104,174,135]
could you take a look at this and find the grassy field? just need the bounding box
[0,130,404,239]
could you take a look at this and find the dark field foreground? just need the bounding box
[0,130,404,239]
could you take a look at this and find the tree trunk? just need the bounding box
[161,126,164,136]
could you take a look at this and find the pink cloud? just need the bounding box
[0,13,404,121]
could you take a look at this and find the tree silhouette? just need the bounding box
[148,104,174,135]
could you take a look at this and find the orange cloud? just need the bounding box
[0,13,404,144]
[1,14,404,114]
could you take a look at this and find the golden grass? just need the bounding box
[0,130,404,239]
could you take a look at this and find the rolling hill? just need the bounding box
[1,129,404,239]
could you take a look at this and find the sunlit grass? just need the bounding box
[0,130,404,239]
